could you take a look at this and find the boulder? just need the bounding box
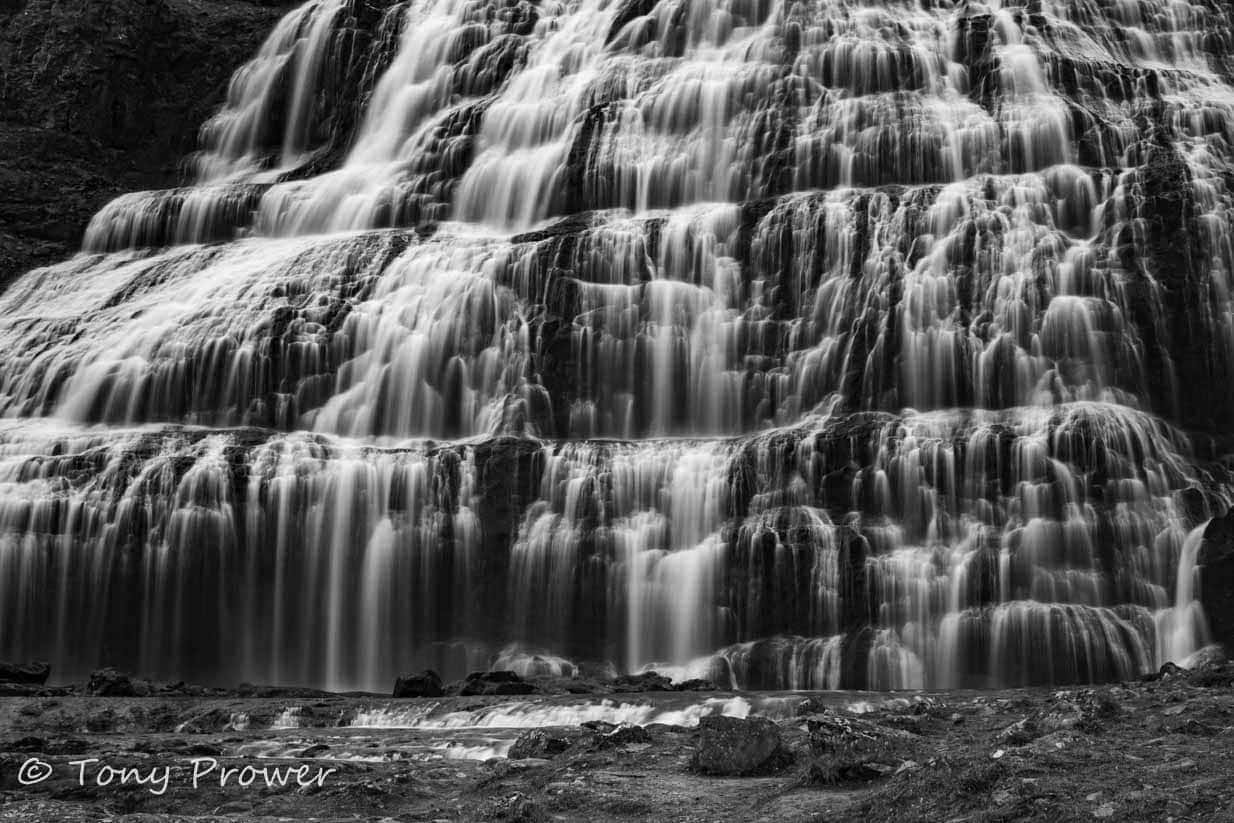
[236,683,335,699]
[560,677,609,695]
[691,716,785,776]
[0,661,49,685]
[0,683,46,696]
[458,670,536,696]
[612,671,674,692]
[86,668,140,697]
[1142,661,1189,682]
[393,670,444,698]
[1186,647,1234,688]
[508,727,590,759]
[1184,645,1228,669]
[595,723,651,748]
[805,714,913,752]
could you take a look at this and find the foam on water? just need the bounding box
[350,696,756,729]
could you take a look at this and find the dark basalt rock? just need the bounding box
[0,0,293,290]
[1142,661,1190,683]
[234,683,337,699]
[508,726,592,759]
[86,667,143,697]
[611,671,675,693]
[393,670,445,699]
[471,437,545,639]
[1199,512,1234,652]
[0,661,49,685]
[605,0,658,45]
[594,723,651,747]
[458,670,537,696]
[691,716,786,776]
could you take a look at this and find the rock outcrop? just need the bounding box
[0,661,49,684]
[86,667,142,697]
[691,716,786,776]
[0,0,293,289]
[393,670,444,698]
[1199,512,1234,651]
[457,670,536,697]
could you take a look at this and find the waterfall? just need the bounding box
[2,0,1234,690]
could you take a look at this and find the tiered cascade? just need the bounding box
[2,0,1233,690]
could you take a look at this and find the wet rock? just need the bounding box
[458,670,536,696]
[393,670,444,698]
[1199,511,1234,651]
[1190,660,1234,688]
[612,671,674,693]
[508,727,590,759]
[86,668,144,697]
[0,683,48,696]
[797,714,914,785]
[558,677,610,695]
[0,661,49,685]
[691,716,785,776]
[672,679,717,692]
[235,683,336,699]
[606,0,659,45]
[1185,645,1228,669]
[582,720,618,732]
[806,714,900,751]
[1142,661,1189,682]
[575,660,620,681]
[595,723,651,748]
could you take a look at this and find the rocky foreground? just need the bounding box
[0,660,1232,822]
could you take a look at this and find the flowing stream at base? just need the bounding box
[3,0,1234,691]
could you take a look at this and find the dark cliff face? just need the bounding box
[0,0,294,287]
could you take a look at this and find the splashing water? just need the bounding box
[350,696,759,729]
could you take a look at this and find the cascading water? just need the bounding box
[2,0,1233,691]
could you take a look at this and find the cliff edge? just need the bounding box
[0,0,294,288]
